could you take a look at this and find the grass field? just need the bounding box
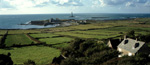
[30,33,58,38]
[8,30,41,34]
[0,18,150,65]
[39,37,73,45]
[54,26,150,39]
[52,43,70,49]
[55,31,122,39]
[0,46,60,65]
[0,30,7,35]
[4,34,34,47]
[0,36,3,39]
[37,22,123,33]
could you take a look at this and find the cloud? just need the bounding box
[0,0,15,11]
[99,0,106,7]
[51,0,83,6]
[91,0,101,7]
[98,0,128,6]
[0,0,50,9]
[33,0,50,7]
[0,0,14,8]
[97,0,150,7]
[144,1,150,7]
[136,0,148,3]
[126,2,136,7]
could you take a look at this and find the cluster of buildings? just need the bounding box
[107,35,150,57]
[29,18,87,26]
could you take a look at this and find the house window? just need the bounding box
[128,53,132,56]
[118,48,122,52]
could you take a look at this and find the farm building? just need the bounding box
[117,38,150,57]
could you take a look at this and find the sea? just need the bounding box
[0,13,150,29]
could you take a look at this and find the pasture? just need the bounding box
[4,34,34,47]
[1,18,150,64]
[39,37,73,45]
[52,43,70,49]
[0,30,7,35]
[0,46,60,64]
[30,33,58,38]
[8,30,41,34]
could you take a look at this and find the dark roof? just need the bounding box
[118,38,145,53]
[108,39,122,49]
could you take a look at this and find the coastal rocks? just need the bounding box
[19,18,87,27]
[28,18,64,26]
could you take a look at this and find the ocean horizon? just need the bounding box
[0,13,150,29]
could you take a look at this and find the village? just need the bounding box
[28,18,87,27]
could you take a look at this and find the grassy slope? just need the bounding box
[0,46,60,65]
[39,37,72,44]
[0,30,7,35]
[30,33,58,38]
[5,34,34,47]
[8,30,40,34]
[52,43,70,49]
[54,26,150,39]
[54,31,122,39]
[0,36,2,39]
[1,18,150,65]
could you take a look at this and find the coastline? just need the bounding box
[0,18,137,30]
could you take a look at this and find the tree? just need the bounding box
[24,59,36,65]
[126,30,135,38]
[0,53,13,65]
[60,57,81,65]
[88,49,119,64]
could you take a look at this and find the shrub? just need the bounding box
[60,57,81,65]
[126,30,135,38]
[88,49,119,64]
[0,53,13,65]
[24,59,36,65]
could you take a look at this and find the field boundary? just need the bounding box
[25,33,43,43]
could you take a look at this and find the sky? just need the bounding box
[0,0,150,14]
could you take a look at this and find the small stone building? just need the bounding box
[117,38,150,57]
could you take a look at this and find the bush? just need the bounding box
[71,38,85,51]
[126,30,135,38]
[84,43,109,57]
[0,53,13,65]
[88,49,119,64]
[24,59,36,65]
[60,57,81,65]
[118,54,150,65]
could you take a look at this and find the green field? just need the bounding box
[30,33,58,38]
[0,36,3,39]
[39,37,73,45]
[8,30,40,34]
[0,30,7,35]
[0,46,60,65]
[4,34,34,47]
[54,26,150,39]
[52,43,70,49]
[0,18,150,64]
[55,31,121,39]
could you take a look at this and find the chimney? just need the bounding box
[124,35,127,40]
[119,37,122,42]
[135,38,138,43]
